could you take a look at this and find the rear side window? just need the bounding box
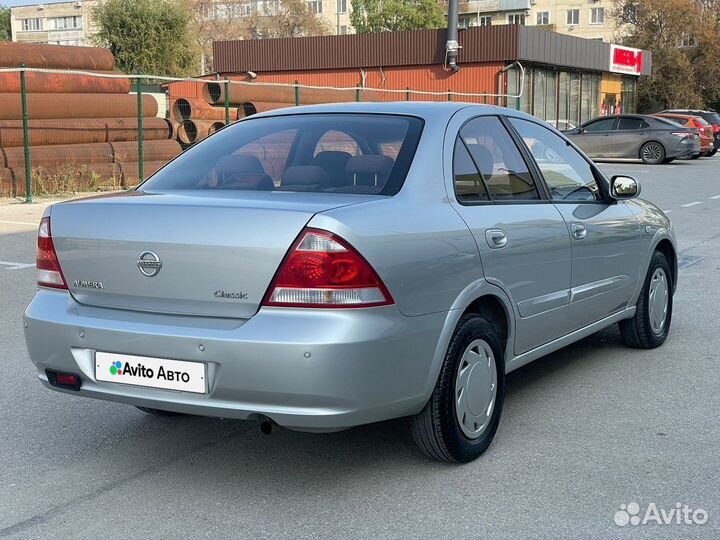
[455,116,539,202]
[140,114,423,196]
[618,118,649,130]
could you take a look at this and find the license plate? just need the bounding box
[95,352,206,394]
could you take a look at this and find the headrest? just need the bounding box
[282,165,331,188]
[345,155,394,175]
[312,151,353,169]
[215,154,266,175]
[466,144,494,176]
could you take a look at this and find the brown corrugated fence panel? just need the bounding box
[214,25,651,76]
[214,27,519,73]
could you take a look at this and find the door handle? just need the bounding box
[485,229,507,249]
[571,223,587,240]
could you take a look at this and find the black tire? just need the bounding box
[619,251,673,349]
[640,141,666,165]
[690,153,701,160]
[411,315,505,463]
[135,406,185,416]
[709,147,718,157]
[662,158,675,164]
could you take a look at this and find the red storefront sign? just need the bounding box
[610,44,643,75]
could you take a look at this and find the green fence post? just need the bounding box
[224,79,231,125]
[294,80,300,106]
[356,85,361,102]
[20,64,32,203]
[136,76,144,184]
[406,87,410,101]
[164,85,170,119]
[448,89,452,102]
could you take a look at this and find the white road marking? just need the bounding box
[710,195,720,200]
[682,201,703,208]
[0,260,35,270]
[0,220,38,226]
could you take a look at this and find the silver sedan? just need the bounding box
[24,103,677,463]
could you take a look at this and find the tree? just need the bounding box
[350,0,445,33]
[612,0,720,110]
[92,0,198,77]
[189,0,330,72]
[0,4,11,42]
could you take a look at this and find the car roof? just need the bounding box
[249,101,536,123]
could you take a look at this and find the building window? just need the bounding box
[508,13,526,25]
[22,18,43,31]
[51,16,83,30]
[590,7,604,24]
[307,0,323,14]
[338,0,347,13]
[566,9,580,25]
[339,25,348,34]
[458,17,469,29]
[536,11,550,25]
[478,15,492,26]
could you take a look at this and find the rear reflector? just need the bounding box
[46,370,81,391]
[37,216,67,289]
[262,228,393,308]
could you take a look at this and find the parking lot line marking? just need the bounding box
[682,201,703,208]
[711,195,720,200]
[0,261,35,270]
[0,220,38,226]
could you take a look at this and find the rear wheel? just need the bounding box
[135,406,185,416]
[640,142,666,165]
[709,147,719,157]
[619,251,673,349]
[411,315,505,463]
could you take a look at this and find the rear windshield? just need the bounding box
[139,113,423,196]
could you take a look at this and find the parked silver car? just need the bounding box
[566,114,700,164]
[24,103,677,463]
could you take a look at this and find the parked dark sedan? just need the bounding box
[566,114,700,164]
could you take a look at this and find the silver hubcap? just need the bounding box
[455,339,497,439]
[648,268,669,335]
[643,144,662,162]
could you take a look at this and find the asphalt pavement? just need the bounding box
[1,158,719,540]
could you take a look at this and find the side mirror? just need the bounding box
[611,175,640,199]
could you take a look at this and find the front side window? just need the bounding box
[510,118,602,202]
[566,9,580,25]
[458,116,539,201]
[140,114,423,196]
[583,118,616,132]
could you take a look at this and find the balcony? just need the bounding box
[459,0,531,13]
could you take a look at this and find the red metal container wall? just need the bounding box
[225,63,504,104]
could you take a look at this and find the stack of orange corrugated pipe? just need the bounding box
[0,42,182,197]
[167,77,382,147]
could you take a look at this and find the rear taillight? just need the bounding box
[37,216,67,289]
[671,132,691,138]
[262,228,393,308]
[712,125,720,133]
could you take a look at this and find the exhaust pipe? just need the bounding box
[446,0,461,73]
[260,421,273,435]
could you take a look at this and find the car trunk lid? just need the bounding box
[50,190,376,318]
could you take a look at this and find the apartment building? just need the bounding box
[455,0,616,42]
[10,0,101,46]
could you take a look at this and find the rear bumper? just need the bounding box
[670,138,701,159]
[24,289,445,431]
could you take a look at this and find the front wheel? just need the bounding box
[640,142,666,165]
[619,251,673,349]
[709,147,718,157]
[411,315,505,463]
